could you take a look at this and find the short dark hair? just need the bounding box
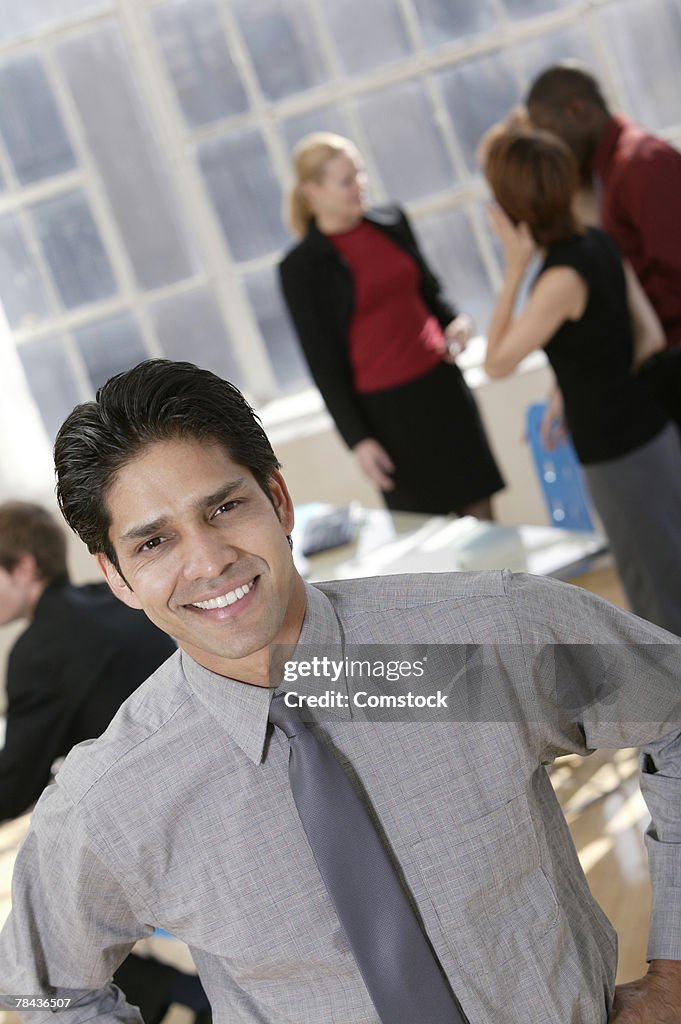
[527,62,608,113]
[54,360,281,568]
[0,501,68,582]
[483,127,579,246]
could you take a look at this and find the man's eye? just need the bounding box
[140,536,164,552]
[213,501,239,518]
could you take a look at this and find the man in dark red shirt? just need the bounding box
[527,62,681,349]
[526,61,681,422]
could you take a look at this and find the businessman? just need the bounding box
[1,360,679,1024]
[0,500,175,821]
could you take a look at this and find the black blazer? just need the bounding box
[0,579,176,820]
[278,204,458,449]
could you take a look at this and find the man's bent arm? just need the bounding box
[509,574,681,961]
[640,729,681,963]
[0,782,151,1022]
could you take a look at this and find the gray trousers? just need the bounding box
[584,422,681,637]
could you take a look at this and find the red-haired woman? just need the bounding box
[483,126,681,635]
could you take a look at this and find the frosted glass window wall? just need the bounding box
[0,0,678,445]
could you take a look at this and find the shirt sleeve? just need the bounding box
[0,782,151,1023]
[605,146,681,327]
[504,572,681,961]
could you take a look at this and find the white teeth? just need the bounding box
[191,581,252,610]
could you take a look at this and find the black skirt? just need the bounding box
[356,362,504,514]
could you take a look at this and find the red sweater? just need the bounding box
[328,221,445,393]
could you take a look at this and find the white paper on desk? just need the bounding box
[332,519,464,578]
[333,549,462,578]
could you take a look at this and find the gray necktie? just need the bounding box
[269,692,469,1024]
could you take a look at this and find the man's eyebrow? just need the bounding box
[121,516,170,544]
[195,477,247,513]
[119,478,248,545]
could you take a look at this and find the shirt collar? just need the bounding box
[594,114,627,182]
[180,582,344,764]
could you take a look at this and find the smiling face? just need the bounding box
[98,437,306,685]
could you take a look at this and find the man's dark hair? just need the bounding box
[54,360,280,569]
[0,501,68,582]
[527,62,609,113]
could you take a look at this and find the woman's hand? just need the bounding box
[443,314,474,360]
[487,204,536,274]
[540,384,568,451]
[353,438,396,492]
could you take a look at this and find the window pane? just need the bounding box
[355,81,457,201]
[198,127,287,261]
[505,0,575,18]
[18,335,82,442]
[319,0,410,75]
[436,52,521,175]
[73,312,147,393]
[30,191,116,309]
[411,0,496,48]
[233,0,327,101]
[57,22,198,291]
[0,53,76,185]
[0,0,108,43]
[244,267,310,392]
[0,214,51,329]
[150,287,245,388]
[415,207,494,333]
[151,0,248,128]
[598,0,681,130]
[514,24,599,88]
[282,105,351,153]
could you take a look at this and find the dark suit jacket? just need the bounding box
[0,578,176,820]
[278,204,458,449]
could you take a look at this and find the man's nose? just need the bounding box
[182,528,238,580]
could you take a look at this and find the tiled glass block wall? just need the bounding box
[0,0,680,441]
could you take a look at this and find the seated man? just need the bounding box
[1,360,680,1024]
[0,501,176,821]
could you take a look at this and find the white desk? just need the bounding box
[296,508,607,583]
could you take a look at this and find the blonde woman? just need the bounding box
[279,132,503,518]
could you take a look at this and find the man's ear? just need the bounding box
[97,554,143,610]
[12,553,40,586]
[268,470,295,537]
[566,96,592,124]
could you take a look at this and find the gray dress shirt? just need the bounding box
[1,571,681,1024]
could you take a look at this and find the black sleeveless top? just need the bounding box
[540,228,667,464]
